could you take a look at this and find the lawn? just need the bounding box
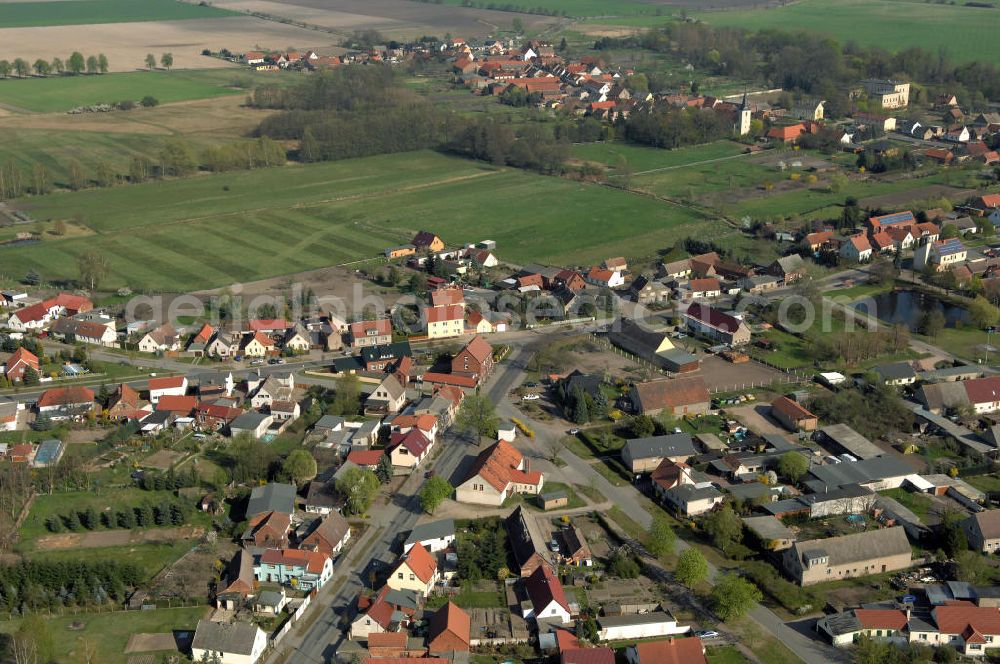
[879,488,934,520]
[24,541,195,580]
[0,606,208,664]
[692,0,1000,65]
[4,151,722,291]
[572,140,748,174]
[0,0,236,28]
[707,645,752,664]
[826,282,894,300]
[426,582,505,609]
[0,69,253,113]
[966,473,1000,494]
[19,487,207,544]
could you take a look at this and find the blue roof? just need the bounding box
[34,439,63,465]
[875,211,915,226]
[936,238,965,256]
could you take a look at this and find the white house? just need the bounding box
[147,375,188,405]
[521,566,571,624]
[191,620,267,664]
[403,519,456,554]
[597,611,689,641]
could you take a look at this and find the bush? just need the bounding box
[608,550,640,578]
[742,561,813,613]
[140,96,159,107]
[116,99,136,111]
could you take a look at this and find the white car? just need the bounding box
[522,394,540,401]
[695,630,720,639]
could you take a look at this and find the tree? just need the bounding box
[647,515,676,558]
[158,139,197,176]
[711,573,762,622]
[24,269,40,286]
[68,159,86,191]
[12,615,53,664]
[31,162,50,195]
[68,51,85,74]
[455,394,498,446]
[704,502,742,550]
[674,547,709,588]
[955,550,988,584]
[77,250,111,290]
[628,414,656,439]
[919,308,945,338]
[777,451,809,483]
[50,57,63,74]
[419,476,452,514]
[969,295,1000,329]
[941,509,968,557]
[282,449,317,486]
[97,53,109,74]
[160,53,173,70]
[571,387,590,424]
[140,95,159,107]
[299,127,320,162]
[22,366,40,387]
[85,55,98,74]
[335,467,379,515]
[375,454,393,483]
[145,53,156,70]
[511,17,523,33]
[0,60,11,78]
[408,272,428,295]
[94,159,116,187]
[129,155,153,183]
[608,550,640,578]
[330,374,361,416]
[32,59,50,76]
[13,58,29,78]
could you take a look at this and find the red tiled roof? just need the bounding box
[933,605,1000,637]
[367,632,407,649]
[347,450,384,467]
[688,278,720,292]
[37,386,94,408]
[156,395,198,414]
[148,375,186,391]
[260,548,328,574]
[464,440,540,492]
[252,331,275,347]
[10,301,51,324]
[771,396,816,421]
[192,323,214,343]
[856,609,909,631]
[51,292,92,312]
[964,375,1000,405]
[684,303,744,333]
[847,235,872,252]
[350,318,391,338]
[400,542,437,584]
[461,335,493,363]
[562,648,616,664]
[7,347,39,371]
[632,638,706,664]
[587,267,615,283]
[806,231,834,246]
[422,372,478,389]
[980,194,1000,209]
[249,319,289,332]
[428,601,471,650]
[431,287,465,308]
[426,304,464,324]
[389,429,431,457]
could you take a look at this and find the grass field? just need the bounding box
[0,69,255,113]
[25,541,196,579]
[693,0,1000,64]
[3,151,721,291]
[0,0,236,28]
[572,140,747,173]
[0,606,208,664]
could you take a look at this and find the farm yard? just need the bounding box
[2,150,722,291]
[693,0,1000,65]
[0,0,237,28]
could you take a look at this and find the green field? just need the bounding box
[0,606,208,664]
[25,541,196,580]
[0,0,236,28]
[3,151,721,291]
[693,0,1000,65]
[572,140,747,173]
[0,69,254,113]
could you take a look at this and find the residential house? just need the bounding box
[367,374,407,415]
[196,403,242,431]
[254,548,332,591]
[216,550,256,609]
[206,331,241,358]
[36,386,94,420]
[281,326,311,354]
[430,287,465,309]
[522,565,571,624]
[456,440,544,506]
[782,526,911,585]
[4,347,39,382]
[191,620,267,664]
[49,317,117,347]
[629,377,711,417]
[241,332,274,358]
[661,484,725,516]
[771,396,818,432]
[412,231,445,253]
[562,648,616,664]
[597,612,688,641]
[603,257,628,272]
[875,362,918,386]
[387,543,439,596]
[427,602,471,654]
[148,375,188,405]
[963,511,1000,554]
[386,429,433,469]
[350,319,393,348]
[629,275,670,304]
[841,235,873,263]
[914,238,967,272]
[137,323,180,353]
[229,412,273,439]
[426,304,465,339]
[621,433,697,474]
[861,79,910,108]
[769,254,806,283]
[585,267,625,288]
[451,335,494,385]
[349,585,420,640]
[403,519,456,554]
[626,637,707,664]
[187,323,215,355]
[686,278,722,300]
[6,301,53,331]
[300,512,352,556]
[683,303,751,346]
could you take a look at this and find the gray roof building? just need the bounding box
[818,423,884,460]
[805,455,912,491]
[404,519,456,548]
[191,620,263,657]
[621,433,696,462]
[247,482,296,518]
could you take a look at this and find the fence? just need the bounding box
[271,593,313,645]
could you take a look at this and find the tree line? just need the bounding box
[0,559,142,615]
[621,104,733,150]
[0,52,108,78]
[44,499,191,533]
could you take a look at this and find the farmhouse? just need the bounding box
[506,505,552,577]
[782,526,912,586]
[191,620,267,664]
[49,317,117,347]
[456,440,544,506]
[36,386,95,420]
[607,318,699,373]
[522,565,571,624]
[137,323,181,353]
[621,433,697,473]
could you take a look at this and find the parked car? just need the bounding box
[695,630,720,639]
[522,394,540,401]
[568,428,580,435]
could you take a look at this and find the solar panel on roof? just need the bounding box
[877,211,915,226]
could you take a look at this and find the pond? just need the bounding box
[853,289,970,330]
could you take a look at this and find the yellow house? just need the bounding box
[467,310,494,334]
[386,543,438,596]
[426,304,464,340]
[242,332,274,357]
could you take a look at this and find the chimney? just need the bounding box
[523,458,530,473]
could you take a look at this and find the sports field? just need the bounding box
[0,0,237,28]
[0,68,256,113]
[3,151,719,291]
[693,0,1000,64]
